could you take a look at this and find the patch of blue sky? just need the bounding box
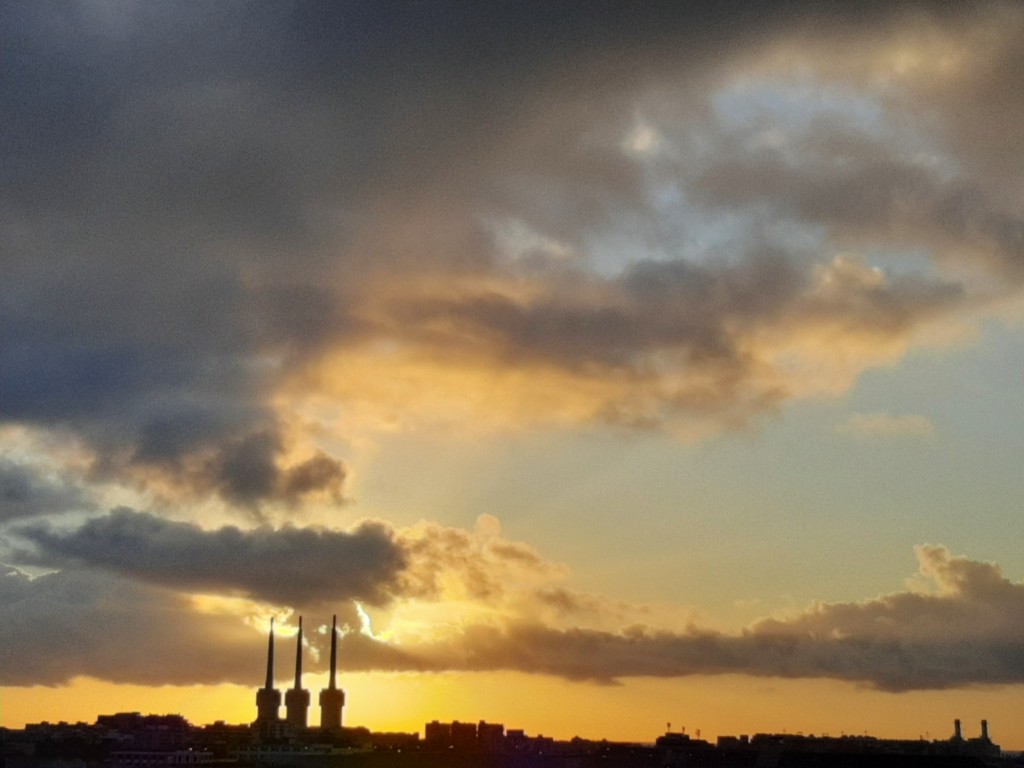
[713,75,886,137]
[561,83,948,281]
[580,196,749,277]
[711,74,957,180]
[851,317,1024,434]
[858,245,939,281]
[583,197,832,279]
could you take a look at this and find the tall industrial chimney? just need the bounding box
[285,616,311,728]
[255,618,282,730]
[953,719,962,741]
[319,614,346,732]
[981,720,989,741]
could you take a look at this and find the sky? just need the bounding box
[2,0,1024,748]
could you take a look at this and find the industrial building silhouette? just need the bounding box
[254,616,345,738]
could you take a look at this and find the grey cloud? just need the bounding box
[328,629,434,675]
[133,419,349,512]
[280,452,347,505]
[394,253,802,369]
[896,6,1024,201]
[15,508,404,606]
[0,564,262,686]
[0,558,420,687]
[0,273,354,509]
[691,132,1024,280]
[4,534,1022,692]
[2,0,1021,495]
[385,246,960,427]
[131,402,268,466]
[0,460,92,523]
[212,431,284,507]
[201,431,348,509]
[200,430,347,510]
[399,621,1024,692]
[344,547,1024,691]
[395,520,567,603]
[1,5,366,507]
[0,563,366,686]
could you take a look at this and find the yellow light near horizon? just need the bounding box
[0,679,254,728]
[6,674,1024,750]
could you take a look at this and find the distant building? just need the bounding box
[450,721,477,749]
[423,721,451,747]
[477,721,505,751]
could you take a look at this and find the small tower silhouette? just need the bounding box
[319,614,346,731]
[285,616,311,728]
[255,618,282,731]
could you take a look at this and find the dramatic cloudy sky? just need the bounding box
[3,0,1024,747]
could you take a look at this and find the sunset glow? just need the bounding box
[2,0,1024,751]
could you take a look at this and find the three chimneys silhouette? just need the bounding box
[255,615,345,733]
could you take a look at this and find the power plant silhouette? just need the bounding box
[254,616,344,737]
[235,616,1008,764]
[4,620,1005,768]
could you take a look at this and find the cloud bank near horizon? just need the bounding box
[3,510,1022,693]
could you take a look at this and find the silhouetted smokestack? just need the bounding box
[954,719,962,740]
[294,616,303,689]
[285,616,310,728]
[328,614,338,690]
[981,720,989,741]
[255,618,282,730]
[319,614,345,731]
[265,617,275,690]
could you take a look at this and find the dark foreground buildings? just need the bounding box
[2,616,1018,768]
[2,714,1015,768]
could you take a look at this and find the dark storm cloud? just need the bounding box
[199,431,347,508]
[396,254,802,372]
[1,2,365,506]
[0,560,424,686]
[0,564,264,686]
[0,460,92,523]
[15,508,404,606]
[1,0,1021,504]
